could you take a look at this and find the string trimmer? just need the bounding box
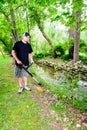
[22,63,44,92]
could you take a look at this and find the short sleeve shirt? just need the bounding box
[13,41,33,66]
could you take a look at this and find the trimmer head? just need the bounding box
[36,86,44,92]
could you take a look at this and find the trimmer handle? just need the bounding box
[22,62,33,69]
[28,62,34,67]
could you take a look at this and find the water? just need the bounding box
[34,64,66,86]
[33,64,87,99]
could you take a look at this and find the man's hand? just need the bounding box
[31,60,34,64]
[17,60,22,65]
[29,53,34,64]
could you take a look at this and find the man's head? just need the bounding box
[23,32,30,43]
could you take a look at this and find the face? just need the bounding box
[23,36,30,42]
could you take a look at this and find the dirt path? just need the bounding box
[30,85,63,130]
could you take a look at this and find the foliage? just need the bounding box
[54,45,65,57]
[34,50,52,59]
[53,81,87,112]
[79,54,87,61]
[62,53,87,61]
[80,39,87,53]
[34,52,44,59]
[0,0,87,59]
[61,54,71,60]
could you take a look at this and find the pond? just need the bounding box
[33,64,87,99]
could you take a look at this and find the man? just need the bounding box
[12,32,34,94]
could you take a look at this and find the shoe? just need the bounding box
[24,85,31,91]
[18,87,24,94]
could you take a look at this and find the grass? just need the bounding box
[0,55,55,130]
[32,63,87,130]
[0,55,86,130]
[35,57,87,112]
[51,102,87,130]
[0,94,41,130]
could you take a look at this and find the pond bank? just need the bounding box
[35,58,87,83]
[32,58,87,129]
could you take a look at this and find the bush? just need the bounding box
[34,50,52,59]
[44,51,52,57]
[79,55,87,61]
[80,39,87,48]
[61,54,70,60]
[54,45,65,57]
[80,39,87,53]
[34,52,44,59]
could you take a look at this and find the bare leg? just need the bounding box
[23,77,28,86]
[18,77,24,94]
[18,77,23,87]
[23,77,31,91]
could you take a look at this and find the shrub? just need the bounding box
[54,45,65,57]
[79,55,87,61]
[34,50,52,59]
[61,54,70,60]
[34,52,44,59]
[80,39,87,53]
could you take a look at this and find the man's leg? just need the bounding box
[18,77,24,94]
[23,77,28,86]
[23,76,31,91]
[14,65,24,94]
[18,77,23,87]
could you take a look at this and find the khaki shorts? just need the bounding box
[14,65,29,78]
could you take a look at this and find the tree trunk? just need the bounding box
[68,29,75,59]
[68,8,76,60]
[26,8,30,33]
[69,29,75,38]
[73,11,81,63]
[25,5,31,43]
[25,0,30,33]
[34,10,56,57]
[73,24,80,63]
[38,24,56,57]
[0,38,11,53]
[10,4,18,41]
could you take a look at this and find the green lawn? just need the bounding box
[0,55,86,130]
[0,56,53,130]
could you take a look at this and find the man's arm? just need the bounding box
[29,53,34,63]
[12,50,22,65]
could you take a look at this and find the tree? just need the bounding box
[0,0,27,53]
[27,0,58,57]
[51,0,86,62]
[32,9,56,57]
[10,4,19,41]
[72,0,82,63]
